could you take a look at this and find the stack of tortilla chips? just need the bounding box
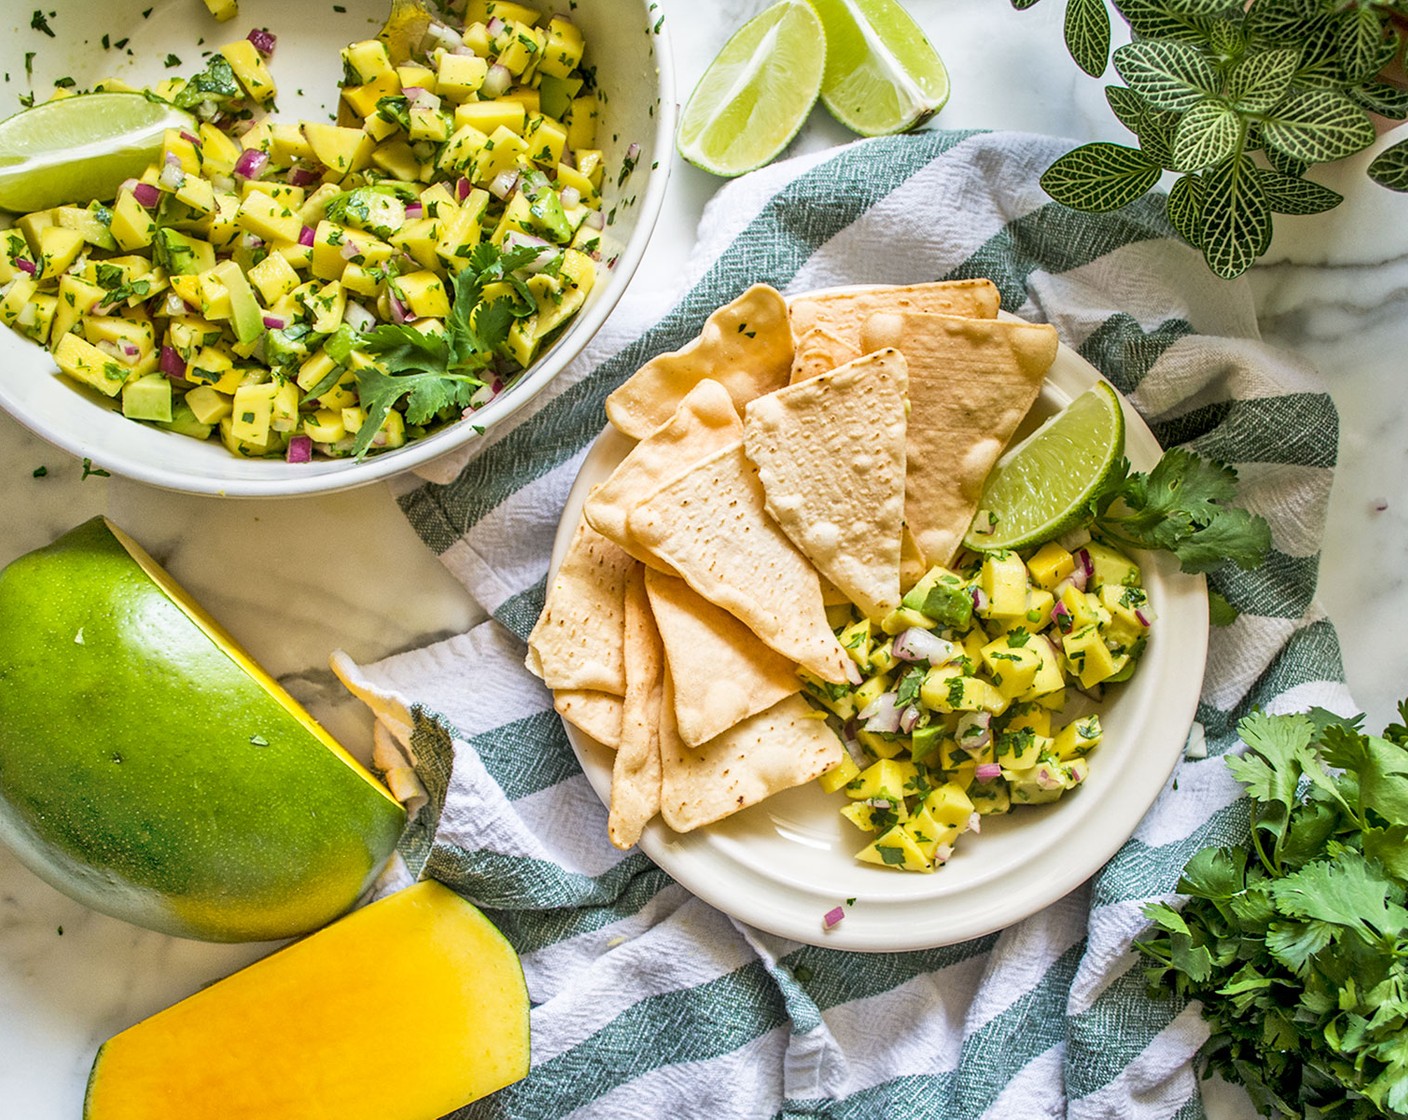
[528,281,1059,849]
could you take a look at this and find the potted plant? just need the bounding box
[1017,0,1408,277]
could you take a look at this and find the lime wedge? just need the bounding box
[676,0,826,178]
[0,93,197,213]
[963,381,1127,553]
[807,0,950,136]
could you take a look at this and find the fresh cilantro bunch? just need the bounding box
[1014,0,1408,278]
[1137,705,1408,1118]
[337,242,544,458]
[1086,447,1271,574]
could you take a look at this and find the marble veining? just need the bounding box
[3,1,1408,1117]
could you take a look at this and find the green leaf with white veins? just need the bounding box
[1257,169,1341,215]
[1113,40,1217,112]
[1113,0,1218,45]
[1338,4,1389,83]
[1261,88,1375,165]
[1166,173,1205,247]
[1105,85,1147,133]
[1368,139,1408,192]
[1065,0,1112,77]
[1040,142,1162,211]
[1201,155,1271,278]
[1172,99,1242,171]
[1227,48,1299,114]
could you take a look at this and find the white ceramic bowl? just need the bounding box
[0,0,673,497]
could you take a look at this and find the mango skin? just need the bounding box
[0,517,406,942]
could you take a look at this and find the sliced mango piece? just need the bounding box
[83,880,529,1120]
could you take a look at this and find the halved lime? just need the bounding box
[676,0,826,178]
[807,0,950,136]
[0,93,197,213]
[963,381,1127,552]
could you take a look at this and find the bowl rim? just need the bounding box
[0,6,678,499]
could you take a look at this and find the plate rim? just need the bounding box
[551,294,1209,951]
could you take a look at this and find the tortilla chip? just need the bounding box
[605,284,792,439]
[584,379,742,571]
[626,441,854,684]
[526,519,638,694]
[608,566,662,850]
[554,689,624,749]
[743,348,909,622]
[900,524,928,595]
[643,567,802,748]
[789,280,1001,383]
[861,311,1058,566]
[659,685,844,833]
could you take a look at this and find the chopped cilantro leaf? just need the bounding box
[31,10,55,36]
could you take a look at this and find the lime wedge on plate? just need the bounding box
[807,0,950,136]
[0,93,197,213]
[676,0,826,178]
[963,381,1127,552]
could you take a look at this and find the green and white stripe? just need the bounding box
[338,130,1352,1119]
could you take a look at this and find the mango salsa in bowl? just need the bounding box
[0,0,673,496]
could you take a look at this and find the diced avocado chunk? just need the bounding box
[518,170,573,243]
[211,260,265,344]
[902,565,974,629]
[122,373,174,423]
[155,397,215,439]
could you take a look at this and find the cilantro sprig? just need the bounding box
[1137,705,1408,1119]
[343,242,543,458]
[1087,447,1271,575]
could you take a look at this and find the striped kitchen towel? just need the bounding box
[333,130,1353,1120]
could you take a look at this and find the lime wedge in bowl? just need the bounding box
[676,0,826,178]
[964,381,1127,552]
[807,0,950,136]
[0,92,197,213]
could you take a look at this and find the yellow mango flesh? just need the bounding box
[84,880,530,1119]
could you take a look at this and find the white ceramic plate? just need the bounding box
[551,311,1209,952]
[0,0,674,497]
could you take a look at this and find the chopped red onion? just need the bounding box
[426,22,465,52]
[970,585,990,614]
[343,301,376,332]
[456,177,472,201]
[298,224,317,247]
[132,181,160,208]
[898,705,922,734]
[859,692,902,734]
[233,147,269,181]
[159,345,185,378]
[262,314,287,330]
[1134,609,1151,627]
[488,168,520,199]
[975,762,1003,782]
[340,237,363,261]
[1371,497,1389,513]
[1035,765,1065,791]
[404,201,424,219]
[285,434,313,463]
[955,711,992,750]
[843,658,862,686]
[934,843,955,865]
[96,339,139,365]
[1050,599,1073,633]
[466,383,497,409]
[481,62,511,99]
[968,811,983,834]
[583,208,605,230]
[162,291,189,317]
[822,906,846,930]
[247,27,277,56]
[485,15,505,36]
[15,257,35,276]
[1076,548,1094,581]
[241,232,264,250]
[179,130,200,144]
[864,798,893,810]
[288,165,320,187]
[159,155,186,191]
[559,185,580,208]
[389,293,409,324]
[892,627,954,664]
[841,735,867,768]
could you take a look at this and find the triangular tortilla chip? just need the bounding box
[605,284,792,439]
[608,565,661,850]
[584,379,742,571]
[526,520,638,694]
[659,683,844,833]
[743,348,909,622]
[862,311,1058,566]
[643,567,802,748]
[554,689,624,749]
[789,280,1001,383]
[626,441,853,684]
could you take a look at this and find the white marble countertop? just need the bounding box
[3,1,1407,1116]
